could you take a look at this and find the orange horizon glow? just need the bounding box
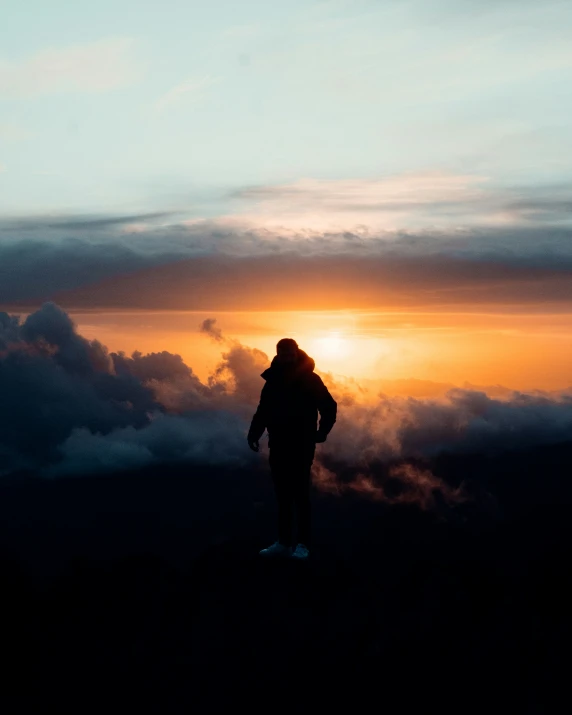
[50,308,572,394]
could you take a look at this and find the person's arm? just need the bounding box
[247,383,269,451]
[313,376,337,442]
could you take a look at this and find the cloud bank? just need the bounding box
[1,303,571,514]
[2,175,572,311]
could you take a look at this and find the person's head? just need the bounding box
[275,337,299,365]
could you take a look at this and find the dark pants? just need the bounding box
[268,442,315,548]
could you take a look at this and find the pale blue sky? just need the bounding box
[1,0,571,221]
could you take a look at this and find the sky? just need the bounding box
[3,7,572,687]
[1,0,572,396]
[2,0,571,214]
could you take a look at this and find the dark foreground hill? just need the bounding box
[1,442,572,713]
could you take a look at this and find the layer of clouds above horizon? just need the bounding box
[1,302,572,515]
[1,174,572,310]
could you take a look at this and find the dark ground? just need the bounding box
[1,441,572,713]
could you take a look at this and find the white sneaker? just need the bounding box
[292,544,310,560]
[259,541,292,557]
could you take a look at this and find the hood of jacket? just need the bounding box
[261,349,315,381]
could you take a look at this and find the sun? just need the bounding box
[312,331,351,360]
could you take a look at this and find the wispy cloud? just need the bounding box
[233,173,488,213]
[230,174,572,231]
[154,75,220,113]
[0,37,140,99]
[0,211,175,232]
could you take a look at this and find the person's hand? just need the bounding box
[315,431,327,443]
[248,438,260,452]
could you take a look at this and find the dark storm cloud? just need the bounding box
[2,303,572,517]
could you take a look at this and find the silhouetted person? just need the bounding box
[248,338,337,559]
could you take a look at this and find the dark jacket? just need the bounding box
[248,349,337,448]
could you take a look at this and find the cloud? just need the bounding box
[504,197,572,223]
[200,318,224,342]
[1,302,572,521]
[230,174,492,232]
[231,175,572,230]
[45,250,572,312]
[0,238,158,304]
[0,37,140,99]
[312,460,465,513]
[2,175,572,311]
[0,303,269,477]
[208,341,270,404]
[0,211,175,232]
[0,303,160,473]
[1,222,572,311]
[47,411,251,478]
[154,75,220,113]
[233,173,488,211]
[320,383,572,465]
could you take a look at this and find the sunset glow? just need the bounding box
[311,332,352,361]
[64,309,572,393]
